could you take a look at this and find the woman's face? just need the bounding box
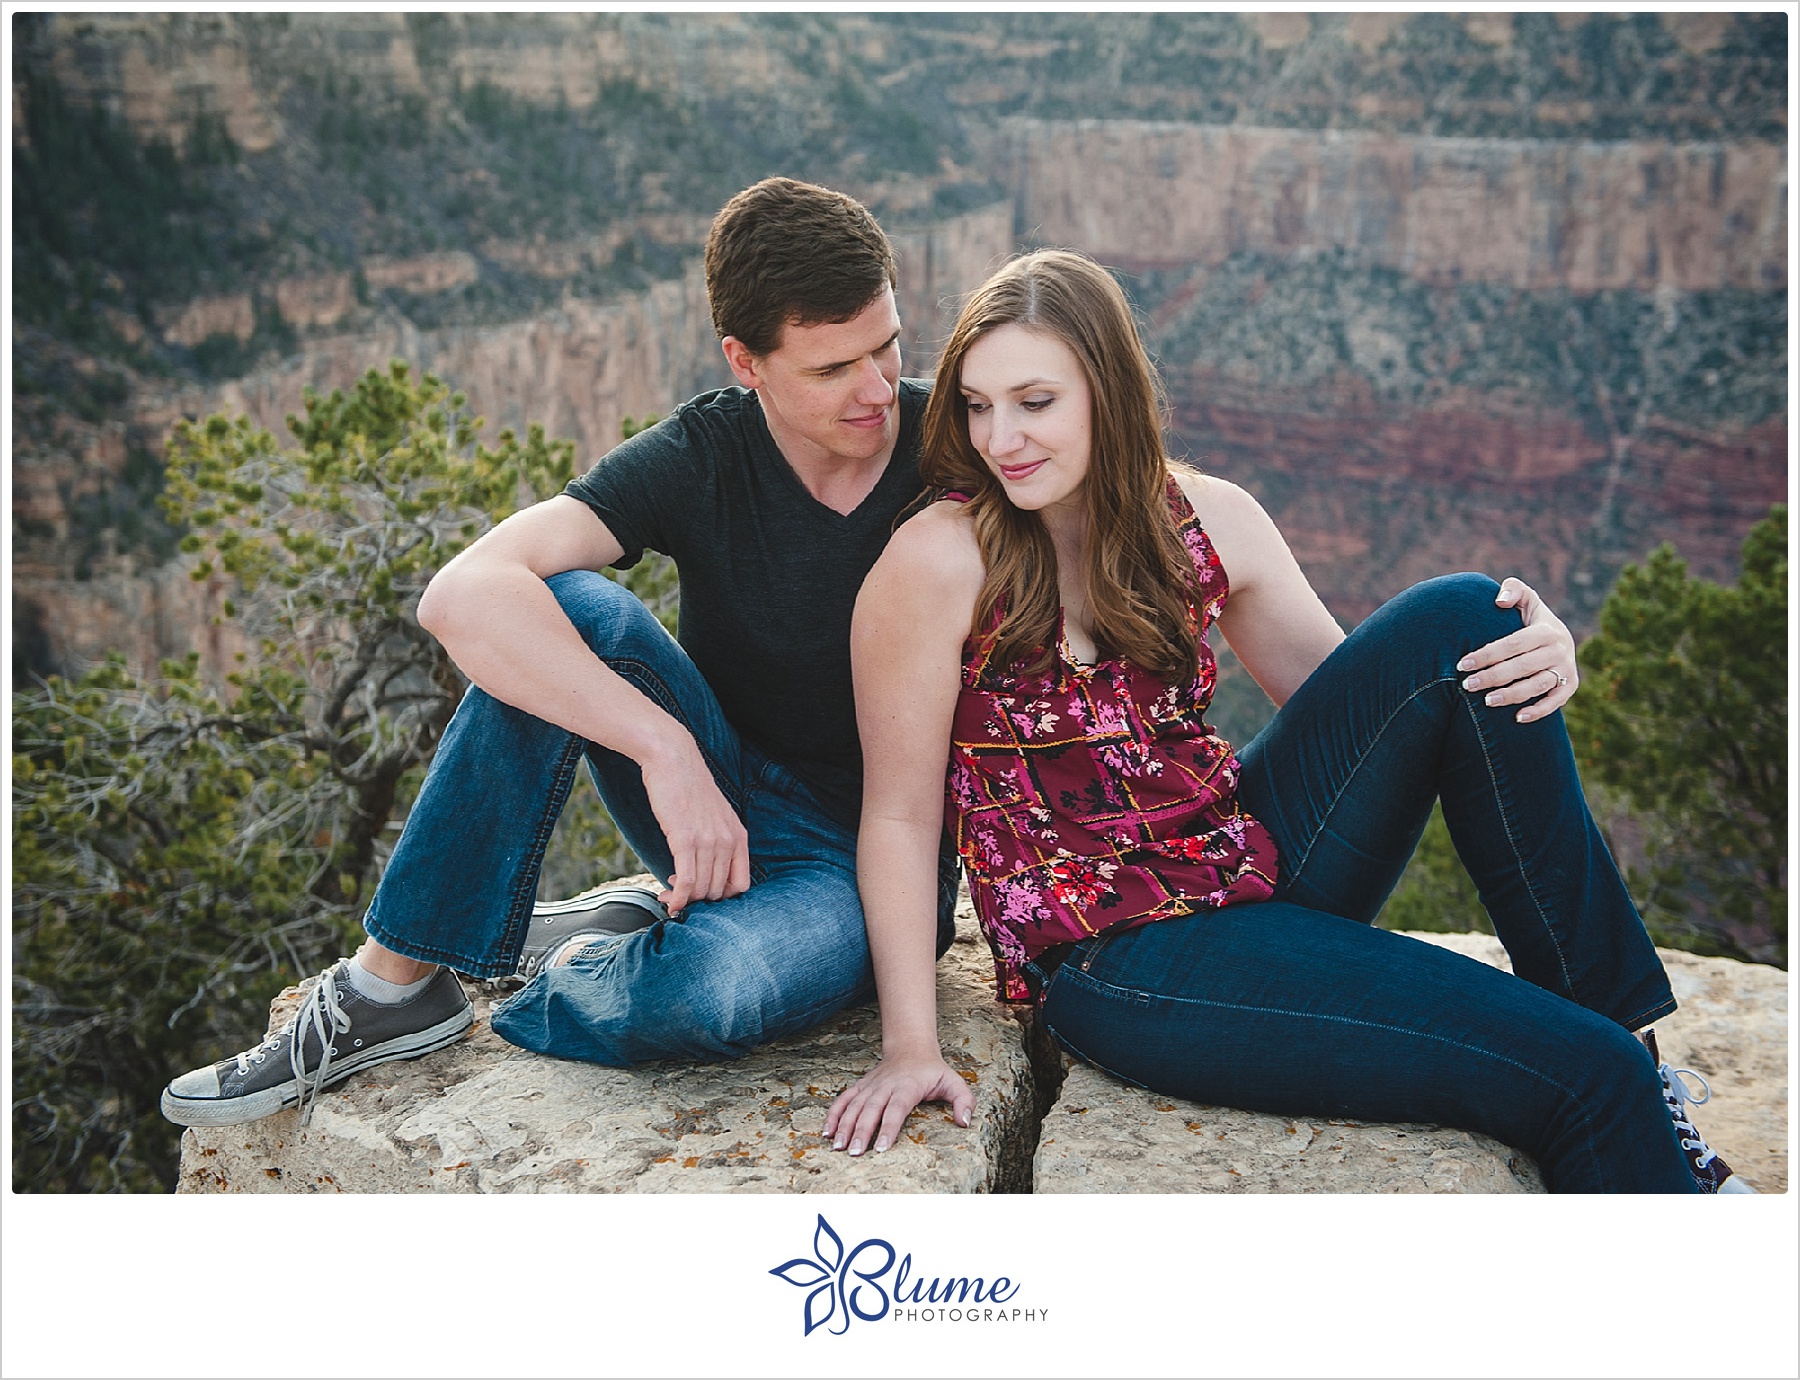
[958,324,1093,523]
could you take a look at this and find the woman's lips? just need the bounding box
[997,459,1047,481]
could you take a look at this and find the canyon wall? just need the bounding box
[974,118,1786,632]
[14,12,1786,686]
[14,204,1016,681]
[987,119,1786,292]
[192,201,1012,470]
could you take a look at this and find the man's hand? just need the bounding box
[1456,577,1579,723]
[639,734,750,913]
[824,1052,974,1157]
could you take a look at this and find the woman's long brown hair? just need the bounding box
[920,249,1203,682]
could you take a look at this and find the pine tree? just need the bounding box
[1564,506,1787,966]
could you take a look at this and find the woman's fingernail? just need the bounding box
[1456,657,1472,672]
[1485,692,1499,706]
[875,1138,890,1153]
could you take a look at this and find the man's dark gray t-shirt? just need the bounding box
[564,379,931,830]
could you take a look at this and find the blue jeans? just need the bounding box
[365,570,957,1065]
[1026,575,1695,1192]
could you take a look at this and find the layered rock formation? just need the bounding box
[178,922,1786,1195]
[15,12,1786,684]
[987,120,1786,291]
[17,201,1014,683]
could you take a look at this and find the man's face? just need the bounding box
[723,287,903,471]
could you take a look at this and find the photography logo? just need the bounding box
[767,1213,1045,1336]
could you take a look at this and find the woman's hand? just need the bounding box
[824,1053,974,1157]
[1456,578,1579,723]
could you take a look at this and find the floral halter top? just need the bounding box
[947,479,1280,1003]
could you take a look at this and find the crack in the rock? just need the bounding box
[992,1008,1068,1194]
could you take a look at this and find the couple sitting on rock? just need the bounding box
[162,177,1752,1194]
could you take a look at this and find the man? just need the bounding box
[162,177,958,1127]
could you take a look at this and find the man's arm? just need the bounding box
[417,494,749,910]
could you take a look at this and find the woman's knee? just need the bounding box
[1572,1019,1666,1114]
[1517,1014,1672,1182]
[544,569,673,663]
[1364,573,1516,668]
[1395,572,1507,633]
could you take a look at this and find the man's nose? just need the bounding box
[854,354,895,403]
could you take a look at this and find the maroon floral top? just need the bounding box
[947,480,1279,1002]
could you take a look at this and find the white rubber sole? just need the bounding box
[519,884,666,977]
[159,1005,474,1128]
[530,882,665,920]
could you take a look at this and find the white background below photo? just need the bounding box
[3,1191,1797,1378]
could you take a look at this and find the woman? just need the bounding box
[825,249,1747,1193]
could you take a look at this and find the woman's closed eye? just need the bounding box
[963,396,1054,415]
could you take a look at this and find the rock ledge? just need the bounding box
[178,921,1786,1194]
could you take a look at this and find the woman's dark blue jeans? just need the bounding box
[1028,574,1695,1193]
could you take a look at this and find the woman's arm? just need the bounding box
[824,504,985,1156]
[1184,472,1577,720]
[1183,472,1344,707]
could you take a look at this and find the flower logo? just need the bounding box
[768,1214,896,1336]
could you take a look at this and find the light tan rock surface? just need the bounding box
[1034,932,1787,1194]
[177,901,1044,1194]
[1420,932,1789,1193]
[178,915,1784,1194]
[1035,1064,1545,1193]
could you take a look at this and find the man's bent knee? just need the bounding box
[544,569,673,664]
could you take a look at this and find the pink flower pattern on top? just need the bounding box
[947,479,1279,1002]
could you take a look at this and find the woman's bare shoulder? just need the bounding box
[880,498,985,584]
[858,499,983,648]
[1167,464,1265,529]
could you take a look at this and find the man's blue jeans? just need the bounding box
[364,569,956,1066]
[1026,575,1696,1192]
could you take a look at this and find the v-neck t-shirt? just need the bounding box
[564,379,930,829]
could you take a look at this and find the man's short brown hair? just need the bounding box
[704,177,898,358]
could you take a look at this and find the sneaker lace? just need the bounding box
[1656,1061,1718,1171]
[287,970,353,1128]
[233,1035,281,1076]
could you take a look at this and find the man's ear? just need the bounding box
[720,336,762,390]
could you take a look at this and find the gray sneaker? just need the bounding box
[519,882,667,979]
[160,962,473,1128]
